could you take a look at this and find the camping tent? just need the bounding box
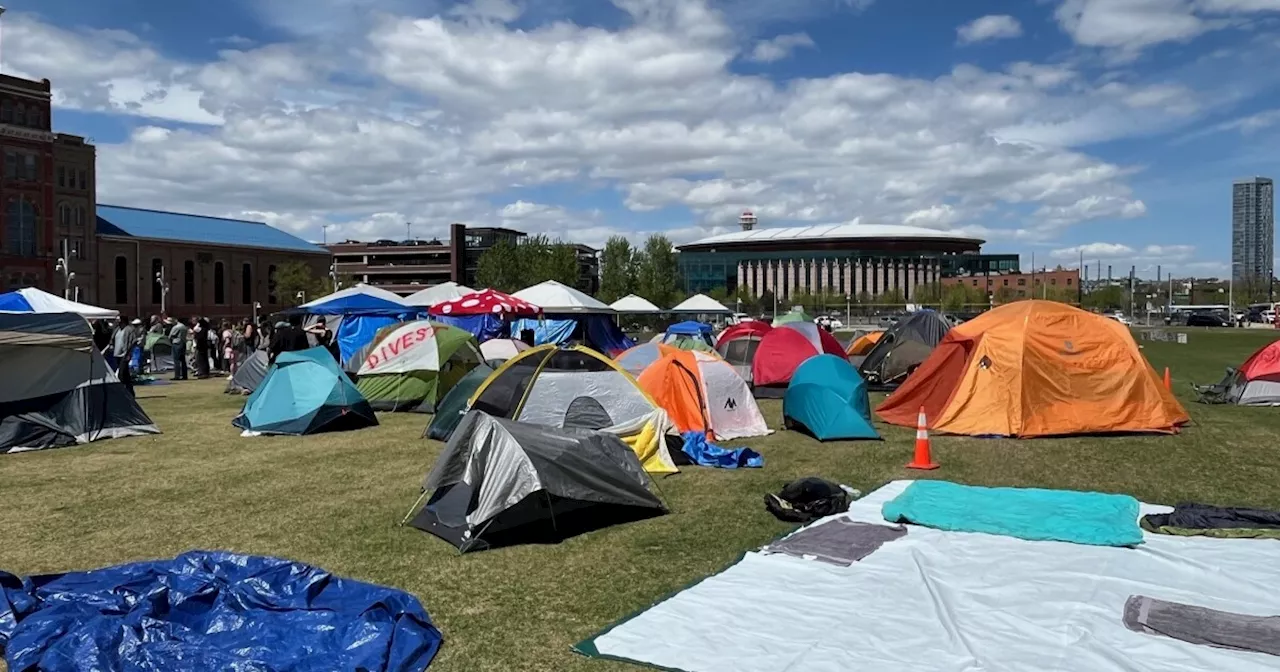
[429,289,540,343]
[404,282,474,308]
[784,355,880,441]
[610,294,662,313]
[671,294,732,315]
[469,345,678,474]
[233,347,378,435]
[752,321,847,395]
[1196,339,1280,405]
[292,285,420,366]
[637,350,769,440]
[616,343,680,376]
[658,321,715,351]
[0,312,159,453]
[846,331,884,357]
[300,284,408,310]
[513,280,614,313]
[0,287,118,319]
[226,350,269,395]
[423,364,494,441]
[355,322,482,413]
[715,322,771,385]
[876,301,1190,438]
[772,311,812,326]
[858,311,950,387]
[480,338,530,366]
[407,411,667,552]
[144,332,174,373]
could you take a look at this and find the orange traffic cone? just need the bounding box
[907,406,939,470]
[1163,367,1172,391]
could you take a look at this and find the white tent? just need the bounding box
[512,280,614,314]
[0,287,118,319]
[404,282,475,308]
[610,294,662,313]
[671,294,732,314]
[300,283,408,308]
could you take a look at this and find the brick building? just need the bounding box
[941,269,1079,299]
[53,133,95,301]
[0,75,55,290]
[94,205,331,321]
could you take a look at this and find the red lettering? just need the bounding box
[365,353,380,369]
[398,333,413,351]
[387,340,402,356]
[415,328,430,343]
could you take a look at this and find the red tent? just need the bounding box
[716,320,772,347]
[752,322,846,388]
[1239,339,1280,380]
[428,289,541,317]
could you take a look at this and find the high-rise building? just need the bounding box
[1232,177,1274,285]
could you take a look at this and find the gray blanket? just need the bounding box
[764,519,906,566]
[1124,595,1280,657]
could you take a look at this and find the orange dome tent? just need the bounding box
[846,331,883,356]
[877,301,1189,438]
[637,350,770,441]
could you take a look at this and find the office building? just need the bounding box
[1232,177,1274,284]
[0,74,55,290]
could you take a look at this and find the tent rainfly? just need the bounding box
[512,281,615,314]
[404,282,475,308]
[0,287,118,319]
[609,294,662,314]
[407,410,667,553]
[670,294,732,314]
[299,283,409,311]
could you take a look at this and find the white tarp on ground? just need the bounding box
[584,480,1280,672]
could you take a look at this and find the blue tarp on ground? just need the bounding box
[680,431,764,469]
[881,480,1143,547]
[432,313,506,343]
[784,354,880,441]
[0,550,442,672]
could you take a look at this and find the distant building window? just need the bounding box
[5,199,37,257]
[75,207,85,227]
[241,263,252,305]
[70,239,83,260]
[19,154,37,181]
[59,203,70,226]
[26,107,37,127]
[1018,278,1026,286]
[1066,278,1073,286]
[214,262,226,305]
[1003,278,1009,286]
[184,260,195,304]
[77,169,87,190]
[3,150,15,179]
[0,100,10,123]
[971,279,979,287]
[1050,278,1057,286]
[13,104,22,125]
[114,256,128,305]
[151,259,164,304]
[56,167,65,188]
[268,265,278,304]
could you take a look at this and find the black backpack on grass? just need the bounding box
[764,477,852,523]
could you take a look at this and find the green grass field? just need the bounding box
[3,328,1280,671]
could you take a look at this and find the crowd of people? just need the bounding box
[92,314,339,396]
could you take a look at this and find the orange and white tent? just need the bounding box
[637,350,770,441]
[846,331,883,356]
[877,300,1189,438]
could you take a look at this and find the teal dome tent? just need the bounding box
[233,347,378,435]
[783,354,880,441]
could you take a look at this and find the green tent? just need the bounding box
[423,363,494,441]
[772,311,813,327]
[355,321,482,413]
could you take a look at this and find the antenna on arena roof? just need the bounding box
[739,210,757,232]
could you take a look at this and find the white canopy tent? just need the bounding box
[299,283,408,309]
[404,282,475,308]
[0,287,118,319]
[610,294,662,314]
[671,294,732,314]
[512,280,614,314]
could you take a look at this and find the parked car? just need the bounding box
[1185,311,1231,328]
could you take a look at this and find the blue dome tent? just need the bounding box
[783,354,880,441]
[233,347,378,435]
[283,285,422,367]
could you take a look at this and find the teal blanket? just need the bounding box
[882,481,1143,547]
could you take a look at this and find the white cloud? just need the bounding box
[747,32,816,62]
[1051,242,1196,262]
[957,15,1024,44]
[1054,0,1280,54]
[10,2,1187,248]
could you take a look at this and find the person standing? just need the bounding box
[193,317,211,379]
[268,320,292,365]
[306,318,339,361]
[167,317,189,381]
[112,318,141,396]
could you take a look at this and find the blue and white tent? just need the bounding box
[0,287,117,319]
[288,285,422,366]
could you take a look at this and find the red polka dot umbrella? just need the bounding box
[427,289,542,317]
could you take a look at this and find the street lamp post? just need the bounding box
[155,266,169,315]
[845,293,851,326]
[55,241,75,299]
[253,301,261,325]
[296,291,306,305]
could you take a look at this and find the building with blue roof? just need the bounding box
[94,204,331,321]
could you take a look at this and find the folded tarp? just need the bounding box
[1124,595,1280,657]
[0,550,442,672]
[1141,503,1280,539]
[577,480,1280,672]
[680,431,763,469]
[881,480,1142,547]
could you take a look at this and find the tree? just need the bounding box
[598,236,636,303]
[913,284,942,305]
[1083,285,1125,312]
[275,261,321,307]
[475,238,524,292]
[881,288,905,307]
[522,235,578,287]
[635,234,681,308]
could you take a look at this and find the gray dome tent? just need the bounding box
[858,311,951,388]
[406,411,666,553]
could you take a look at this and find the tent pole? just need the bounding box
[400,489,430,526]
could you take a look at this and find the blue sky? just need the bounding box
[9,0,1280,277]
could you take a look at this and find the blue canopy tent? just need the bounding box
[783,354,881,441]
[510,315,635,356]
[659,321,715,350]
[430,313,506,343]
[281,289,422,366]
